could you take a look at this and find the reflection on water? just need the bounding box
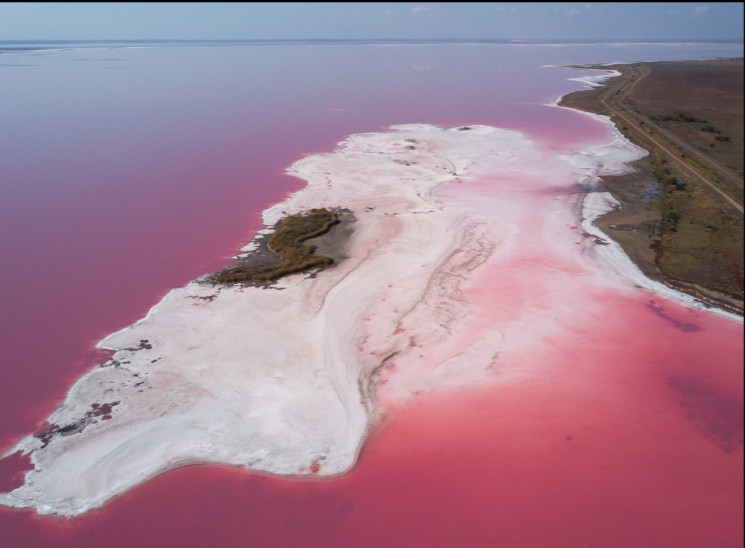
[642,179,660,201]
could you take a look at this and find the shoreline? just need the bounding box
[551,91,743,321]
[557,60,744,316]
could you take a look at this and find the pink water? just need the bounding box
[2,301,741,547]
[0,42,742,546]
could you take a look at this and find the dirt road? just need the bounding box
[603,64,743,214]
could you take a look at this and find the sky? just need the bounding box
[0,2,743,42]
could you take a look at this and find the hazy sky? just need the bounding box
[1,2,743,42]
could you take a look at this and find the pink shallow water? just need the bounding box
[1,299,741,547]
[1,43,743,546]
[2,142,742,548]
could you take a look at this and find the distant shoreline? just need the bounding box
[2,38,742,55]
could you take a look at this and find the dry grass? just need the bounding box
[212,208,340,284]
[560,59,743,312]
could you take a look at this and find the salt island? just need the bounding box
[1,114,735,517]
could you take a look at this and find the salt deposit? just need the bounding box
[0,124,530,516]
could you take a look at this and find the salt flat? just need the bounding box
[3,120,730,517]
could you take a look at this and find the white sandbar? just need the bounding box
[0,124,530,516]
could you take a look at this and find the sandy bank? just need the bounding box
[552,69,743,321]
[557,61,744,315]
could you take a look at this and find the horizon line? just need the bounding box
[2,37,743,44]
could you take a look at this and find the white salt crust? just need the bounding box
[567,69,622,88]
[0,125,526,516]
[1,120,739,517]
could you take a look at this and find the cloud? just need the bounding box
[694,5,710,14]
[411,5,430,14]
[566,4,591,16]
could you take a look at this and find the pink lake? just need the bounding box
[0,41,742,547]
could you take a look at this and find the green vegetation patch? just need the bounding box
[213,208,340,284]
[651,155,744,298]
[650,111,707,124]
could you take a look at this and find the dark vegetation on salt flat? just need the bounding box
[211,208,343,284]
[560,58,744,315]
